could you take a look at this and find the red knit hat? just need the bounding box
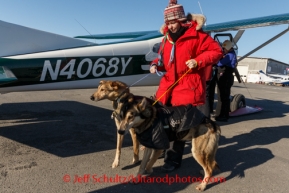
[164,0,186,22]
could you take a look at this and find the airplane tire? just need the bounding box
[230,94,246,112]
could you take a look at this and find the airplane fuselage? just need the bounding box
[0,37,163,94]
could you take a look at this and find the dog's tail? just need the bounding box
[207,119,221,172]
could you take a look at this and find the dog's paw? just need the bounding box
[130,173,152,184]
[196,183,206,191]
[130,172,144,184]
[111,160,119,168]
[130,176,141,184]
[145,168,153,175]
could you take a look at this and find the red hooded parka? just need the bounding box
[151,21,223,106]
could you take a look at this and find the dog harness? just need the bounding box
[136,104,205,149]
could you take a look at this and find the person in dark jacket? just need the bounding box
[149,0,223,172]
[215,40,237,122]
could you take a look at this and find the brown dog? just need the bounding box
[118,97,221,191]
[90,80,140,168]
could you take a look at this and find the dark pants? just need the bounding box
[215,71,234,119]
[164,82,211,168]
[196,81,211,118]
[164,140,186,167]
[208,69,218,113]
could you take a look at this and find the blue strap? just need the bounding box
[169,43,175,64]
[156,69,164,76]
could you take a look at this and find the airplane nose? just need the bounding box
[90,95,95,101]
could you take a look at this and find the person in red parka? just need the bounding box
[150,0,223,172]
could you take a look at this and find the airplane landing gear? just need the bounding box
[230,94,246,112]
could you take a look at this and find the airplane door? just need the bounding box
[213,33,238,54]
[213,33,242,83]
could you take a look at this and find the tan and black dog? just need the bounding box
[90,80,140,168]
[118,97,221,191]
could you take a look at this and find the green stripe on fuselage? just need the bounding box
[0,55,150,87]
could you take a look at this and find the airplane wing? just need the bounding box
[75,13,289,40]
[75,31,163,46]
[0,20,94,57]
[204,12,289,32]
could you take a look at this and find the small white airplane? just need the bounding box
[259,70,289,86]
[1,12,289,95]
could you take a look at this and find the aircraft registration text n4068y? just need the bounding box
[40,56,134,81]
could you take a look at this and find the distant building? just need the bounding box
[235,57,289,83]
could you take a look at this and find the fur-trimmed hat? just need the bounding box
[160,14,206,34]
[164,0,186,22]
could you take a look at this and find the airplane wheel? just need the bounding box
[230,94,246,112]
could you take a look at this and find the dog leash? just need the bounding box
[152,68,192,106]
[121,66,191,107]
[129,73,151,87]
[114,72,153,103]
[114,68,163,104]
[129,68,164,87]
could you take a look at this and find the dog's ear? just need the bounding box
[137,97,147,112]
[127,93,134,103]
[99,80,106,85]
[138,98,151,118]
[137,98,151,118]
[110,81,119,90]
